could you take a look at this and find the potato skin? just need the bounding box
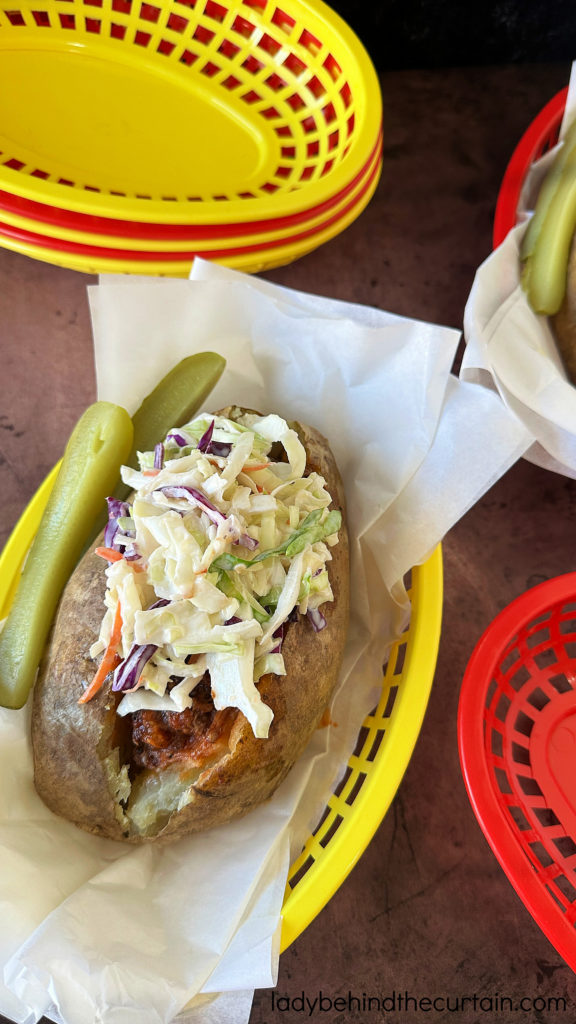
[32,543,129,840]
[31,412,349,842]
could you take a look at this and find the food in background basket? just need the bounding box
[519,117,576,383]
[31,407,349,842]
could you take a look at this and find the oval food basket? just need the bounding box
[0,135,381,276]
[0,0,381,224]
[0,465,443,950]
[458,573,576,973]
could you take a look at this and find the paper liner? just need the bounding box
[462,61,576,478]
[0,261,532,1024]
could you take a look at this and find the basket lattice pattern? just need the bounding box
[284,590,411,896]
[0,0,359,202]
[484,600,576,924]
[0,467,442,949]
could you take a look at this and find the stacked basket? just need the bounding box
[0,0,382,275]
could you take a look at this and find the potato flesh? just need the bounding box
[126,765,198,836]
[106,728,232,838]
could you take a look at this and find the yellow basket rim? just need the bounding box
[280,546,443,949]
[0,137,381,252]
[0,155,381,275]
[0,0,382,224]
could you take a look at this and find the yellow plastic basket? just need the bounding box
[0,149,381,274]
[0,131,381,273]
[0,133,381,252]
[0,0,381,224]
[0,465,443,949]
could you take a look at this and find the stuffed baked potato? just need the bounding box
[32,407,349,842]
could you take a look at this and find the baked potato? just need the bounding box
[31,407,349,842]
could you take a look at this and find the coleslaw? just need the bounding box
[87,409,341,738]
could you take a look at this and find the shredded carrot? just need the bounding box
[94,546,123,562]
[244,462,271,472]
[78,602,123,704]
[142,468,160,476]
[94,546,145,572]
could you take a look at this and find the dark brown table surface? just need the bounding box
[1,62,574,1024]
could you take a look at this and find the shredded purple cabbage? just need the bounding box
[154,442,164,470]
[239,534,259,550]
[307,607,327,632]
[112,643,158,692]
[159,485,225,525]
[103,521,118,550]
[159,485,258,550]
[197,419,232,458]
[122,543,140,562]
[104,497,130,551]
[208,440,232,458]
[106,497,129,521]
[167,432,189,447]
[197,420,215,452]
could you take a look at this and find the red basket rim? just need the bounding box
[0,128,382,243]
[0,138,381,262]
[492,86,568,250]
[458,571,576,971]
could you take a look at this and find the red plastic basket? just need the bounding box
[492,86,568,249]
[458,573,576,972]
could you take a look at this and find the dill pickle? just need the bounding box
[0,352,226,709]
[522,118,576,315]
[526,156,576,315]
[112,351,226,502]
[520,120,576,264]
[0,402,133,709]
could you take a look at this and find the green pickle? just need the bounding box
[522,119,576,316]
[527,159,576,315]
[0,351,226,709]
[114,351,226,501]
[520,121,576,265]
[0,402,133,709]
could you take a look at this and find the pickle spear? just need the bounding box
[0,351,226,709]
[0,402,133,709]
[526,161,576,315]
[522,119,576,316]
[112,351,226,502]
[520,120,576,264]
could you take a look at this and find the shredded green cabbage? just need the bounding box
[94,411,341,738]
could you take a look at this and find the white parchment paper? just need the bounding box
[0,261,533,1024]
[462,62,576,478]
